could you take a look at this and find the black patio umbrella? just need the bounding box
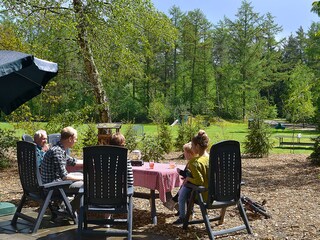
[0,50,58,115]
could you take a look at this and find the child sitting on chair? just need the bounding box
[163,141,196,211]
[172,130,210,225]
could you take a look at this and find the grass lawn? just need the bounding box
[122,120,318,155]
[2,120,318,155]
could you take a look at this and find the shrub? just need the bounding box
[46,109,83,134]
[174,118,202,151]
[124,123,139,151]
[307,136,320,165]
[158,123,172,154]
[148,99,170,124]
[141,135,164,163]
[5,104,42,135]
[244,119,273,158]
[0,129,18,169]
[82,124,98,147]
[46,106,97,155]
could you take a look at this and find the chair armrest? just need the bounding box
[184,182,207,193]
[43,180,73,189]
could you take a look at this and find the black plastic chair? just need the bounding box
[11,141,78,233]
[48,133,70,155]
[78,145,133,239]
[22,134,33,142]
[48,133,61,146]
[183,140,252,240]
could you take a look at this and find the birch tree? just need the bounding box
[1,0,176,122]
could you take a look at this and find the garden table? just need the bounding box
[132,162,184,224]
[67,161,185,224]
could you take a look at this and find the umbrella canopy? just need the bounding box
[0,50,58,115]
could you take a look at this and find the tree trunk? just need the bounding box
[73,0,111,123]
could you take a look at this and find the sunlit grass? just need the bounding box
[135,120,318,154]
[1,120,318,155]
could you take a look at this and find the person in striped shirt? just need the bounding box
[109,132,134,187]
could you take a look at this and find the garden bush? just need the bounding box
[174,117,203,151]
[244,119,273,157]
[158,123,173,154]
[141,134,164,163]
[0,129,18,169]
[307,136,320,165]
[124,123,139,151]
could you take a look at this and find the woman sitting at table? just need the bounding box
[172,130,209,225]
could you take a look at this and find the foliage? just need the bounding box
[141,134,164,163]
[123,123,139,151]
[244,119,273,158]
[45,110,83,134]
[312,1,320,16]
[82,123,98,147]
[45,105,98,134]
[109,86,147,122]
[0,17,29,53]
[5,104,42,135]
[174,117,203,151]
[216,1,283,120]
[45,105,98,154]
[307,136,320,165]
[244,97,274,158]
[0,129,18,169]
[284,63,315,123]
[1,1,319,128]
[247,97,278,120]
[148,99,170,124]
[158,123,173,154]
[1,0,177,123]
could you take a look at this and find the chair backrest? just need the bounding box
[16,141,43,194]
[83,145,128,207]
[48,133,61,146]
[22,134,33,142]
[48,133,71,155]
[208,140,242,205]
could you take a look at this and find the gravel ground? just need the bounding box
[1,153,320,239]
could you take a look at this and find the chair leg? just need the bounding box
[237,200,252,234]
[84,212,88,229]
[77,206,84,234]
[11,193,27,225]
[32,190,54,233]
[58,188,78,224]
[197,192,215,240]
[79,194,88,230]
[128,195,133,240]
[218,207,227,225]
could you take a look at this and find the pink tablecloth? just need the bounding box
[132,163,185,202]
[66,164,82,173]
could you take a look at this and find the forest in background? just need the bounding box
[0,0,320,125]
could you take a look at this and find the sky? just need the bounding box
[151,0,319,39]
